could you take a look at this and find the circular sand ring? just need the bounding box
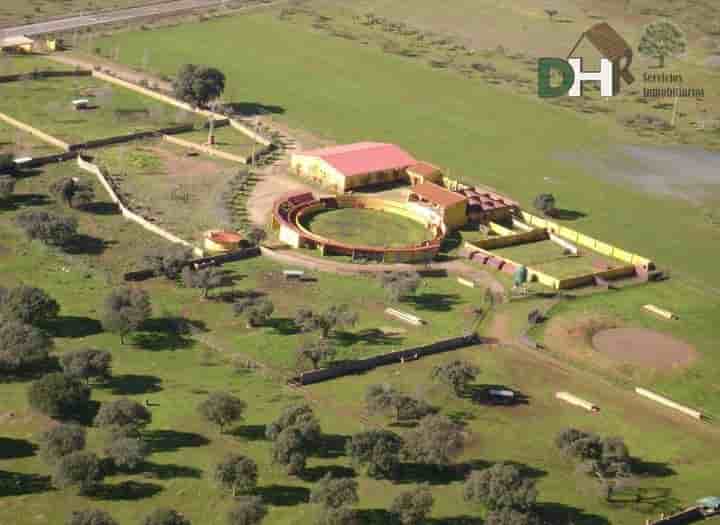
[591,328,696,370]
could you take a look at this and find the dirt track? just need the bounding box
[592,328,697,370]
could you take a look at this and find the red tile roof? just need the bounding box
[209,231,244,244]
[298,142,417,178]
[411,182,467,208]
[407,161,442,177]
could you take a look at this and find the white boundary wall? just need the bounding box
[77,156,202,255]
[635,387,702,419]
[555,391,599,412]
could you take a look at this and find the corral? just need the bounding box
[272,191,445,263]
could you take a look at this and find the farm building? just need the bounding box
[460,187,518,223]
[290,142,417,193]
[406,162,444,186]
[203,230,248,254]
[0,36,35,54]
[408,182,468,229]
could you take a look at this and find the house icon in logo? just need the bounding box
[567,22,636,93]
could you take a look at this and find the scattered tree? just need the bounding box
[533,194,556,217]
[197,392,246,433]
[0,175,15,201]
[310,474,359,509]
[297,338,336,370]
[294,305,358,339]
[105,436,150,471]
[227,497,267,525]
[101,287,152,344]
[172,64,226,108]
[267,404,321,476]
[94,398,152,437]
[15,210,78,248]
[402,415,465,466]
[431,360,479,397]
[60,349,112,384]
[144,246,194,280]
[67,509,119,525]
[380,271,422,303]
[28,373,91,419]
[463,463,538,512]
[234,297,274,328]
[49,177,95,209]
[390,486,434,525]
[0,285,60,325]
[638,20,688,68]
[141,508,191,525]
[53,451,104,494]
[0,320,52,374]
[346,430,403,479]
[38,423,86,465]
[245,227,266,247]
[316,507,357,525]
[365,384,432,422]
[213,454,258,497]
[555,428,633,500]
[181,266,223,298]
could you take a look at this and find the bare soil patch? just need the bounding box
[592,328,697,370]
[152,146,220,179]
[248,166,315,226]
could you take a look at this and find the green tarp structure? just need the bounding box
[513,265,528,287]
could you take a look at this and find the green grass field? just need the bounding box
[1,6,720,525]
[174,124,260,159]
[0,0,154,26]
[0,120,62,158]
[300,207,433,248]
[491,240,623,278]
[0,75,199,145]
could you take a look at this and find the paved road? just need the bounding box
[0,0,240,38]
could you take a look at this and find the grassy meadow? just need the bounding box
[1,5,720,525]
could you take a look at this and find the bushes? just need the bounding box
[0,320,52,374]
[27,373,91,419]
[15,210,78,248]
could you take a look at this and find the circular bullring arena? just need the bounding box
[591,328,697,369]
[272,192,446,263]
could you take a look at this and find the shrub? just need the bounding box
[28,373,91,419]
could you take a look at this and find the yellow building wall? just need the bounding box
[443,202,467,230]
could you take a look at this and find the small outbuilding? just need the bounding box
[406,162,444,186]
[203,230,247,254]
[408,182,468,229]
[0,36,35,54]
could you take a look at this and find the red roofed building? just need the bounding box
[291,142,417,193]
[408,182,468,229]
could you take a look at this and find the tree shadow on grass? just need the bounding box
[69,399,101,426]
[144,430,210,453]
[256,484,309,506]
[104,374,162,396]
[132,332,193,352]
[0,438,37,459]
[224,101,285,116]
[229,424,267,441]
[0,470,51,497]
[552,208,587,221]
[333,328,404,348]
[142,462,203,480]
[315,434,349,459]
[300,465,355,483]
[39,316,102,338]
[396,459,490,485]
[501,461,547,479]
[80,201,120,215]
[406,293,461,312]
[91,480,162,501]
[265,317,300,335]
[428,517,483,525]
[357,509,395,525]
[63,234,117,256]
[536,502,610,525]
[632,460,676,478]
[0,193,49,211]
